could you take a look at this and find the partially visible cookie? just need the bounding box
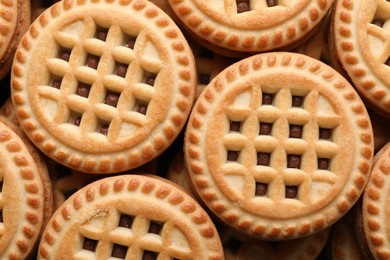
[167,0,334,56]
[360,142,390,259]
[185,52,374,240]
[38,174,224,259]
[332,0,390,116]
[0,119,48,259]
[0,0,31,81]
[11,0,196,173]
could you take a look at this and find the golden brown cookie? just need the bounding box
[360,142,390,259]
[167,0,334,56]
[0,119,48,258]
[11,0,196,174]
[332,0,390,116]
[0,0,31,81]
[38,174,224,259]
[185,52,374,240]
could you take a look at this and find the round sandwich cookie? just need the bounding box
[184,52,374,240]
[167,0,334,57]
[0,0,31,81]
[11,0,196,174]
[332,0,390,116]
[359,142,390,259]
[0,119,49,259]
[38,174,224,259]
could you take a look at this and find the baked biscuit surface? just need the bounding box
[0,120,45,259]
[185,52,373,240]
[167,0,334,53]
[38,174,224,259]
[333,0,390,115]
[11,0,196,173]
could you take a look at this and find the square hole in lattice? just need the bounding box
[50,75,63,89]
[148,221,163,234]
[57,47,71,62]
[85,53,100,70]
[143,250,158,260]
[287,154,301,169]
[318,158,330,170]
[385,57,390,66]
[319,127,332,140]
[289,124,303,138]
[236,0,250,13]
[229,121,242,132]
[198,73,211,85]
[267,0,278,7]
[0,180,3,193]
[371,17,385,28]
[118,213,134,229]
[257,152,271,166]
[115,62,129,78]
[96,119,111,136]
[67,110,83,126]
[134,100,149,115]
[259,122,273,135]
[262,92,275,105]
[285,185,299,199]
[94,26,109,41]
[76,83,92,98]
[0,210,3,223]
[83,237,98,252]
[255,182,268,196]
[143,71,157,86]
[124,35,137,49]
[291,95,305,107]
[104,90,121,108]
[111,243,128,259]
[227,150,240,162]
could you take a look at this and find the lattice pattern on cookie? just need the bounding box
[228,0,288,15]
[222,87,340,202]
[42,17,160,138]
[76,212,183,259]
[367,2,390,66]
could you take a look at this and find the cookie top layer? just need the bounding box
[167,0,333,54]
[11,0,196,173]
[362,142,390,259]
[0,120,45,259]
[332,0,390,115]
[0,0,19,60]
[185,52,373,240]
[38,174,224,259]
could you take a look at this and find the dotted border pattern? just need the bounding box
[11,0,196,174]
[0,0,18,59]
[0,120,45,259]
[38,174,224,260]
[167,0,333,53]
[333,0,390,114]
[362,142,390,259]
[184,52,374,240]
